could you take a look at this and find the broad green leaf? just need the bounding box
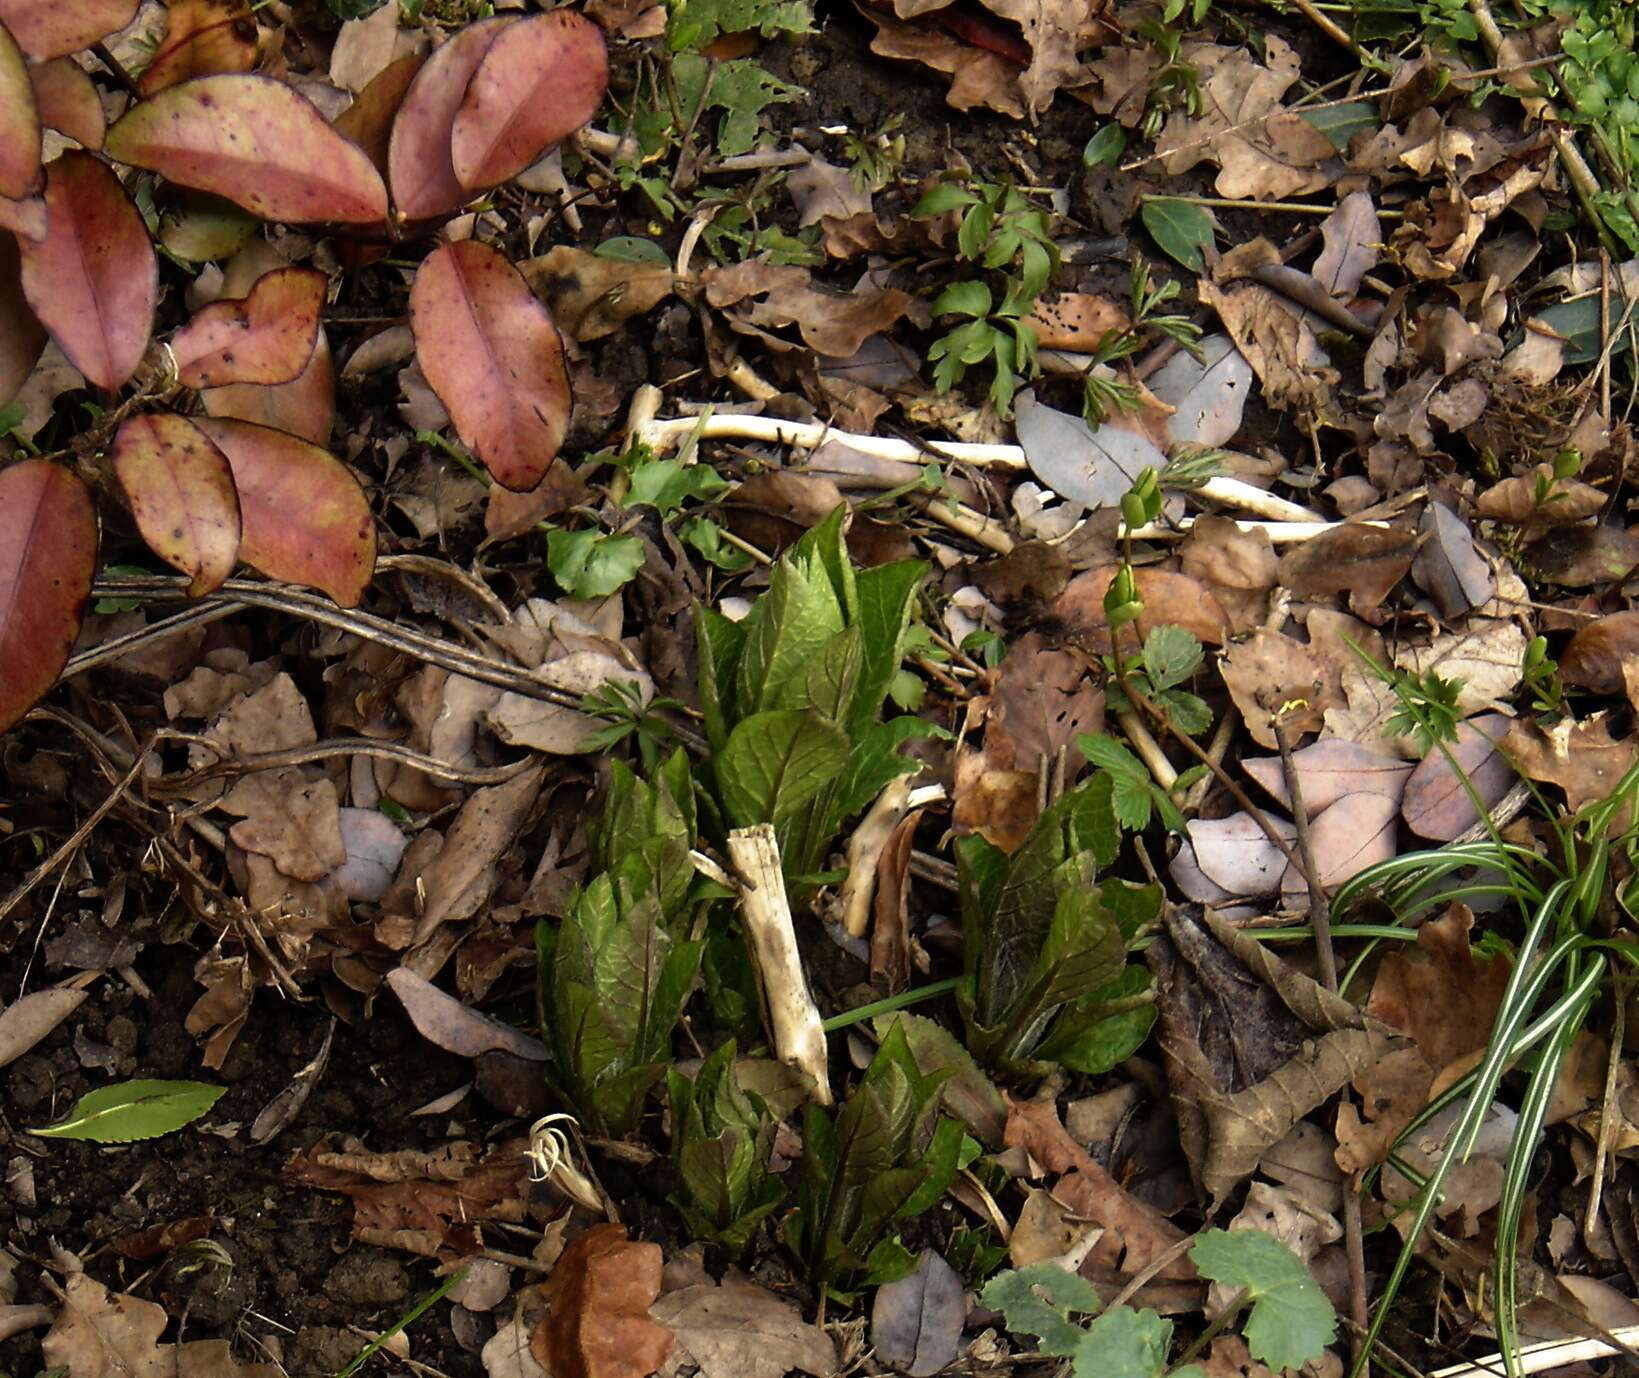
[874,1012,1007,1149]
[1531,294,1638,365]
[410,239,571,491]
[1038,965,1155,1075]
[1070,1306,1172,1378]
[1077,733,1154,831]
[980,1264,1102,1356]
[1299,101,1380,150]
[679,516,753,571]
[32,1079,226,1142]
[0,460,96,736]
[911,183,980,217]
[546,528,644,598]
[1140,198,1214,272]
[696,603,747,750]
[597,236,672,264]
[834,716,947,820]
[848,559,927,739]
[718,709,849,827]
[107,74,389,223]
[1190,1228,1337,1373]
[1082,123,1126,167]
[733,556,845,714]
[1141,624,1203,692]
[806,627,864,722]
[627,456,730,517]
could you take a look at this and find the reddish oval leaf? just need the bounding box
[0,190,45,240]
[138,0,258,96]
[408,239,571,492]
[0,231,45,404]
[449,12,607,193]
[0,0,136,59]
[1401,713,1516,841]
[201,326,336,445]
[0,21,41,200]
[387,16,510,221]
[171,265,325,388]
[29,58,105,149]
[105,74,389,225]
[17,151,155,390]
[334,51,424,178]
[1281,791,1398,894]
[0,458,96,735]
[190,416,375,606]
[112,412,241,596]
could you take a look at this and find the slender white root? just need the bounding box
[727,825,833,1106]
[1430,1326,1639,1378]
[1114,705,1177,790]
[838,776,914,939]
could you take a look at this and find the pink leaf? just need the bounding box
[0,19,41,200]
[105,74,389,224]
[17,151,155,390]
[1401,714,1516,841]
[0,0,136,59]
[191,416,375,606]
[201,326,336,445]
[450,12,607,192]
[28,58,105,149]
[0,191,45,240]
[386,16,510,221]
[408,239,571,491]
[334,52,424,179]
[0,459,96,735]
[111,412,242,596]
[138,0,258,96]
[1282,792,1398,895]
[0,230,45,404]
[171,265,325,388]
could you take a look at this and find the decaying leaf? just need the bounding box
[0,20,39,202]
[1504,714,1637,818]
[872,1250,964,1377]
[702,257,913,357]
[1243,738,1411,814]
[28,58,106,150]
[1276,522,1418,614]
[202,327,337,446]
[519,245,675,343]
[386,966,550,1062]
[536,1224,675,1378]
[1312,190,1380,298]
[1399,713,1515,841]
[1184,813,1295,900]
[1410,500,1494,618]
[1218,630,1340,749]
[111,411,241,596]
[862,7,1025,119]
[1281,790,1397,894]
[1146,334,1253,447]
[1197,278,1338,414]
[650,1277,836,1378]
[138,0,258,95]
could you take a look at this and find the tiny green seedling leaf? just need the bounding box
[32,1079,226,1143]
[1189,1228,1337,1373]
[1140,198,1214,272]
[1082,123,1126,167]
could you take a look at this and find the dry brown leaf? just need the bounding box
[518,247,675,342]
[1410,500,1494,618]
[1277,523,1419,615]
[972,0,1089,115]
[1185,812,1295,899]
[220,768,345,881]
[984,631,1105,777]
[862,7,1025,118]
[703,257,912,357]
[1280,790,1396,894]
[1476,464,1605,532]
[1024,292,1130,351]
[1312,189,1380,298]
[650,1278,836,1378]
[1561,609,1639,696]
[1526,523,1639,588]
[1177,515,1276,633]
[536,1224,675,1378]
[1218,630,1340,749]
[1242,739,1411,814]
[1197,279,1337,414]
[1400,713,1515,841]
[1051,566,1231,655]
[1504,714,1637,819]
[786,150,872,228]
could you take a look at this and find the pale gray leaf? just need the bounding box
[1313,190,1380,298]
[1147,334,1253,447]
[387,967,549,1062]
[872,1250,965,1377]
[1410,501,1494,619]
[1014,389,1167,509]
[1281,791,1397,894]
[1187,813,1296,898]
[1242,739,1413,814]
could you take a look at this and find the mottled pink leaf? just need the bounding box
[112,412,241,596]
[408,239,570,491]
[138,0,258,96]
[1187,812,1296,899]
[28,58,105,149]
[450,12,607,192]
[17,151,155,390]
[191,416,375,606]
[1282,791,1398,895]
[1401,714,1517,841]
[0,191,45,240]
[0,0,136,59]
[386,16,510,221]
[105,74,389,224]
[201,326,335,445]
[171,265,325,388]
[0,458,96,735]
[0,231,45,404]
[0,20,41,200]
[1243,739,1412,814]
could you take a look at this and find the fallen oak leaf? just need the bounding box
[536,1224,674,1378]
[649,1277,836,1378]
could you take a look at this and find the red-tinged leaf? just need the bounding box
[0,21,41,200]
[191,416,375,606]
[0,459,96,735]
[0,191,45,240]
[1401,713,1516,841]
[105,74,389,225]
[408,239,570,491]
[111,412,241,596]
[449,12,607,192]
[0,0,136,59]
[138,0,258,95]
[201,327,335,445]
[387,16,511,221]
[17,151,155,390]
[0,231,45,404]
[29,58,105,149]
[334,52,424,178]
[171,265,325,388]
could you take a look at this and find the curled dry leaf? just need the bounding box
[1277,521,1418,614]
[0,19,39,201]
[28,59,105,149]
[1475,464,1605,530]
[386,966,550,1062]
[0,458,97,734]
[1559,609,1639,696]
[0,0,136,59]
[1281,790,1397,894]
[409,238,572,491]
[192,416,375,606]
[863,7,1024,118]
[449,11,607,192]
[388,16,511,221]
[0,230,46,404]
[1400,713,1515,840]
[202,327,336,446]
[170,264,326,388]
[105,74,390,224]
[138,0,259,96]
[17,151,155,390]
[1243,738,1412,814]
[112,412,241,596]
[1504,714,1637,817]
[536,1223,675,1378]
[1220,629,1339,749]
[702,258,914,358]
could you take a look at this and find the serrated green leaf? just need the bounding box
[33,1079,226,1143]
[933,280,992,319]
[734,554,846,714]
[1159,688,1213,736]
[1190,1228,1337,1372]
[1141,624,1203,692]
[666,0,810,51]
[1140,199,1214,272]
[980,1264,1102,1356]
[718,709,849,827]
[1071,1306,1172,1378]
[626,456,730,517]
[547,529,646,598]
